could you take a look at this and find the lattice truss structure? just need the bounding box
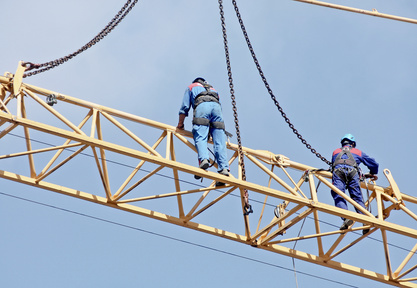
[1,63,417,287]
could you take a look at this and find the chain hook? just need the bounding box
[22,62,41,72]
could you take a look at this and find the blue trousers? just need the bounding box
[331,169,366,218]
[192,102,229,171]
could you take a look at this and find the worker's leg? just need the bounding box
[347,173,369,234]
[331,173,348,212]
[193,104,210,163]
[192,125,209,163]
[209,103,229,172]
[332,173,353,229]
[347,173,366,214]
[211,127,228,171]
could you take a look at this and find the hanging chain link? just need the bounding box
[219,0,246,181]
[231,0,331,167]
[219,0,252,214]
[23,0,138,78]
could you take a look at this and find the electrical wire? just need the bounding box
[292,217,307,288]
[0,190,359,288]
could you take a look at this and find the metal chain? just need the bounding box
[23,0,138,78]
[231,0,331,166]
[219,0,246,181]
[219,0,252,214]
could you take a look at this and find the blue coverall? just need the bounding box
[178,82,229,171]
[331,145,379,216]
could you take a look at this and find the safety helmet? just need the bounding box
[193,77,206,84]
[341,133,356,147]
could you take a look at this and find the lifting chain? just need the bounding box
[218,0,252,215]
[23,0,138,78]
[231,0,331,167]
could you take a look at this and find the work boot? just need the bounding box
[215,169,229,186]
[199,159,210,170]
[362,225,370,235]
[194,159,210,180]
[340,219,353,231]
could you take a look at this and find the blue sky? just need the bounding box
[1,1,417,287]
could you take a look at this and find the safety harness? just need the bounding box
[192,80,220,109]
[332,146,373,212]
[332,146,359,183]
[192,80,225,130]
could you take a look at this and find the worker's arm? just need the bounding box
[177,88,192,130]
[177,113,186,130]
[362,152,379,175]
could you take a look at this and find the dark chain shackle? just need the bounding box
[231,0,331,166]
[219,0,251,214]
[23,0,138,78]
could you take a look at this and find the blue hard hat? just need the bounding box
[341,133,356,145]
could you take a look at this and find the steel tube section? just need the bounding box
[0,76,399,200]
[0,75,331,176]
[2,73,417,286]
[1,110,416,240]
[293,0,417,25]
[0,169,248,242]
[1,169,416,287]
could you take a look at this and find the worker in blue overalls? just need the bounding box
[176,77,229,185]
[331,134,379,234]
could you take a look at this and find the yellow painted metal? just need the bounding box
[12,61,25,97]
[1,66,417,287]
[293,0,417,25]
[0,84,6,101]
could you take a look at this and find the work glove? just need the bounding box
[365,174,378,181]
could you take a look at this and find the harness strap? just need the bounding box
[192,117,225,130]
[333,146,358,170]
[334,167,357,183]
[192,117,210,126]
[193,95,220,108]
[211,121,225,129]
[193,82,220,109]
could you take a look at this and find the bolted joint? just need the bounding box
[275,154,290,167]
[46,94,58,106]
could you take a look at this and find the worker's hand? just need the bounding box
[177,114,186,130]
[365,174,378,181]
